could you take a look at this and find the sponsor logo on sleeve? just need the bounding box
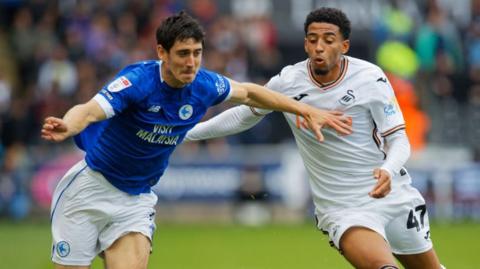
[215,74,227,96]
[107,76,132,92]
[100,89,114,100]
[384,97,400,116]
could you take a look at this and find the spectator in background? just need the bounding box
[0,72,11,115]
[0,96,36,220]
[463,15,480,153]
[465,85,480,154]
[414,0,465,145]
[372,0,418,46]
[0,142,32,220]
[37,44,78,98]
[376,41,430,153]
[1,97,37,148]
[10,7,37,87]
[34,7,59,69]
[415,0,463,73]
[187,0,218,26]
[387,74,430,153]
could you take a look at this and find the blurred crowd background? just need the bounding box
[0,0,479,223]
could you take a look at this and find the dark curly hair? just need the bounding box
[156,11,205,52]
[304,7,351,40]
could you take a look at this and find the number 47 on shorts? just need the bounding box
[406,204,427,232]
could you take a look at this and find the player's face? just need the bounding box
[304,22,349,76]
[157,38,203,87]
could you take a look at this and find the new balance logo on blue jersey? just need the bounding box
[148,105,161,112]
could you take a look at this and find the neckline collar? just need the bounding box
[307,56,348,91]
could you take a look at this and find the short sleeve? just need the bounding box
[95,70,146,118]
[249,71,288,116]
[200,70,232,106]
[369,76,406,137]
[265,73,284,93]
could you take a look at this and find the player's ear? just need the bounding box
[304,38,308,53]
[341,39,350,54]
[157,45,167,61]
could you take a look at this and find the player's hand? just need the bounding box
[41,117,70,142]
[304,109,353,142]
[323,111,353,136]
[369,168,392,198]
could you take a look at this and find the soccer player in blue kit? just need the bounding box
[41,11,352,269]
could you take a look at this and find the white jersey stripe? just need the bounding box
[381,124,406,137]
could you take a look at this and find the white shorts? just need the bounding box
[316,184,433,255]
[50,160,158,266]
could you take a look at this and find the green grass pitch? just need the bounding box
[0,221,477,268]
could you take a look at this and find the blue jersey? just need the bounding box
[74,60,231,194]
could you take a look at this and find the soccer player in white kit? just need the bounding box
[41,12,352,269]
[186,8,445,269]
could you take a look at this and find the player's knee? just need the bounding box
[124,256,149,269]
[107,249,149,269]
[360,258,398,269]
[130,250,149,269]
[378,265,399,269]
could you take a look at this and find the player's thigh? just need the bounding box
[54,264,90,269]
[385,186,434,255]
[340,227,398,269]
[385,186,441,269]
[395,248,441,269]
[51,161,102,266]
[104,232,151,269]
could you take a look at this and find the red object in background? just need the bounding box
[387,73,430,152]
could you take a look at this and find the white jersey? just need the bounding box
[257,56,411,213]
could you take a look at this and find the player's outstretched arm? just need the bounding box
[186,105,265,141]
[227,79,352,141]
[41,99,107,142]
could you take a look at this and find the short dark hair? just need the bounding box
[156,11,205,52]
[304,7,351,40]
